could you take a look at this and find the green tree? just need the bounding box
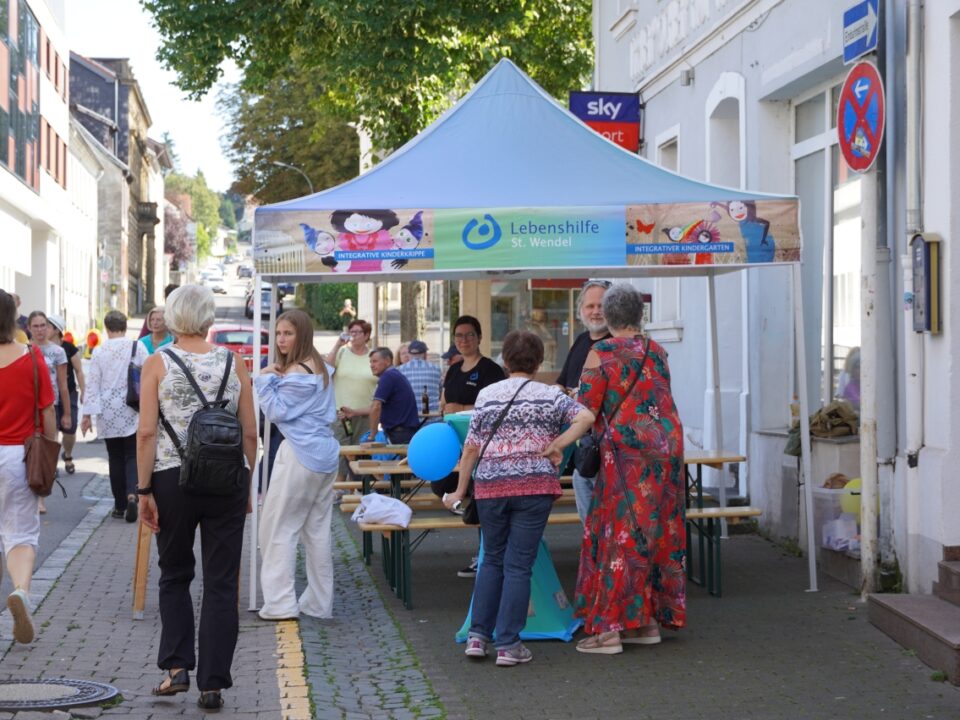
[160,130,179,172]
[195,223,211,261]
[219,194,237,229]
[217,72,359,204]
[141,0,592,152]
[166,170,221,233]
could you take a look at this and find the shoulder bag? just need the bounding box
[24,345,63,497]
[574,338,650,478]
[461,379,532,525]
[125,340,141,411]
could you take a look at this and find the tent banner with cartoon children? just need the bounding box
[253,199,799,276]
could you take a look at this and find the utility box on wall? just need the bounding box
[911,233,941,334]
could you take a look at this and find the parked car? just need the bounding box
[211,284,227,294]
[244,289,284,319]
[237,264,254,278]
[205,323,270,371]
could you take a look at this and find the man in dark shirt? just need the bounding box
[556,279,611,523]
[362,347,421,444]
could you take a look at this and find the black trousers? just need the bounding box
[152,467,248,691]
[385,425,419,444]
[104,433,137,511]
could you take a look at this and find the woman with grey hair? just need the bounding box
[573,282,686,655]
[136,284,257,711]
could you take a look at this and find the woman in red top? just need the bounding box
[0,289,56,645]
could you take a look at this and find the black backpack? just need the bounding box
[159,349,247,496]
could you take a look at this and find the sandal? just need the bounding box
[151,668,189,696]
[63,455,75,475]
[198,690,223,711]
[575,631,623,655]
[622,625,661,645]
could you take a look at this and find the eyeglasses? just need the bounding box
[348,330,365,336]
[454,332,478,341]
[582,279,611,290]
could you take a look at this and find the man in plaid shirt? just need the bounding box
[396,340,442,423]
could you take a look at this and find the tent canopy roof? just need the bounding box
[258,59,787,215]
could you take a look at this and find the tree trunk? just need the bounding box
[400,281,426,340]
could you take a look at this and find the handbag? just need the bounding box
[461,379,533,525]
[573,338,650,478]
[24,345,62,498]
[125,340,141,411]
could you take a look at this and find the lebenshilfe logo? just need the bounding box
[462,214,502,250]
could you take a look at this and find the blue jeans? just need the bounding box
[469,494,553,649]
[572,469,595,524]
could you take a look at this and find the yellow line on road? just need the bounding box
[274,620,311,719]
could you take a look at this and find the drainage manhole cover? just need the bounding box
[0,679,119,710]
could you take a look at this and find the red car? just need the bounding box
[206,323,270,371]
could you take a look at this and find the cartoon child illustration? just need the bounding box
[692,221,721,265]
[300,223,349,271]
[386,211,424,270]
[723,200,775,263]
[330,209,400,273]
[660,223,693,265]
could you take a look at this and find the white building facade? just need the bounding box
[593,0,958,599]
[0,0,74,318]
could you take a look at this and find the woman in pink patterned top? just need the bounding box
[444,330,594,667]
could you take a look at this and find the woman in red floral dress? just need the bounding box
[574,283,685,655]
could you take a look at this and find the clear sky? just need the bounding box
[67,0,238,192]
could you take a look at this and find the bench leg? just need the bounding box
[400,530,412,609]
[704,517,723,597]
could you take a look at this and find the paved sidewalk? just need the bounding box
[3,442,959,719]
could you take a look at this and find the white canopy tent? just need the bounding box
[249,59,816,608]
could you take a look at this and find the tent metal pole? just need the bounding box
[249,272,263,611]
[793,263,818,592]
[707,273,727,537]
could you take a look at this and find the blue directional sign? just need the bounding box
[843,0,880,64]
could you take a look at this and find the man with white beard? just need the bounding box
[555,280,611,523]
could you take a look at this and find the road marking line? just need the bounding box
[273,620,311,719]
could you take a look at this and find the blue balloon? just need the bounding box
[407,422,462,482]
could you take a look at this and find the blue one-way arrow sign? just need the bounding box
[843,0,880,64]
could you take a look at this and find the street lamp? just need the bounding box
[271,160,314,195]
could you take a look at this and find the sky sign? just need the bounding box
[569,91,641,152]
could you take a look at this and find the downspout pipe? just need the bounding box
[902,0,924,593]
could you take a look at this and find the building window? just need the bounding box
[791,82,857,406]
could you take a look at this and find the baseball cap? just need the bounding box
[441,343,460,360]
[46,314,66,334]
[408,340,428,355]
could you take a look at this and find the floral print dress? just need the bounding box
[574,335,686,633]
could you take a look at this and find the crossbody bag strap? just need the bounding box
[476,378,533,463]
[28,345,41,433]
[129,338,138,361]
[598,337,650,441]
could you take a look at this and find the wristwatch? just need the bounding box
[135,486,153,496]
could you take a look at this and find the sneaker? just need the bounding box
[125,496,138,523]
[495,644,533,667]
[7,589,34,644]
[111,509,124,519]
[464,637,488,658]
[457,557,479,578]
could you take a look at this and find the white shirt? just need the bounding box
[81,337,148,438]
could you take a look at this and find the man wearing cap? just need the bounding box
[343,347,421,444]
[441,343,463,367]
[397,340,442,422]
[555,280,611,523]
[46,314,85,475]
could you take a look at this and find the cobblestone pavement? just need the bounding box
[297,517,443,720]
[3,447,960,720]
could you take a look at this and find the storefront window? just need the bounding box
[490,281,575,372]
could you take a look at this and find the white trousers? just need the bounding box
[258,441,336,619]
[0,445,39,555]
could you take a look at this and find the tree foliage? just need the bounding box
[165,170,221,234]
[163,204,192,268]
[217,72,359,204]
[219,195,237,229]
[302,282,358,331]
[141,0,593,152]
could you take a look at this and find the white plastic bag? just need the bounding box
[350,494,412,528]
